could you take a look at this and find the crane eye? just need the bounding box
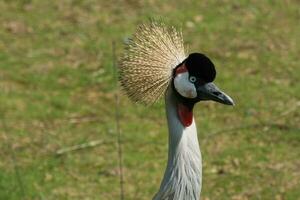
[189,76,197,83]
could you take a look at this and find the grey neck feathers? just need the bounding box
[153,86,202,200]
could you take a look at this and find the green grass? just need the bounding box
[0,0,299,199]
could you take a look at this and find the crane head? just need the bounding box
[173,53,234,106]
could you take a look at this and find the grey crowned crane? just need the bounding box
[119,21,234,200]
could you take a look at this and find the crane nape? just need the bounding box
[119,21,234,200]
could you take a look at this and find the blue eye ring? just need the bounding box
[189,76,196,83]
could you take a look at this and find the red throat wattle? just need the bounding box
[177,103,193,127]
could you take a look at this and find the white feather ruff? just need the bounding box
[119,21,186,105]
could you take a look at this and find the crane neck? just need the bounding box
[153,86,202,200]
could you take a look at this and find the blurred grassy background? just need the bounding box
[0,0,299,199]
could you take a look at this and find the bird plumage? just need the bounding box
[119,21,186,105]
[153,86,202,200]
[119,20,234,200]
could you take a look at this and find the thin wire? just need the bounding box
[112,41,125,200]
[1,118,26,199]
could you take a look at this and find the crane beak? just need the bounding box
[197,82,234,105]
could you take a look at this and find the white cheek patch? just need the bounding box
[174,72,197,98]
